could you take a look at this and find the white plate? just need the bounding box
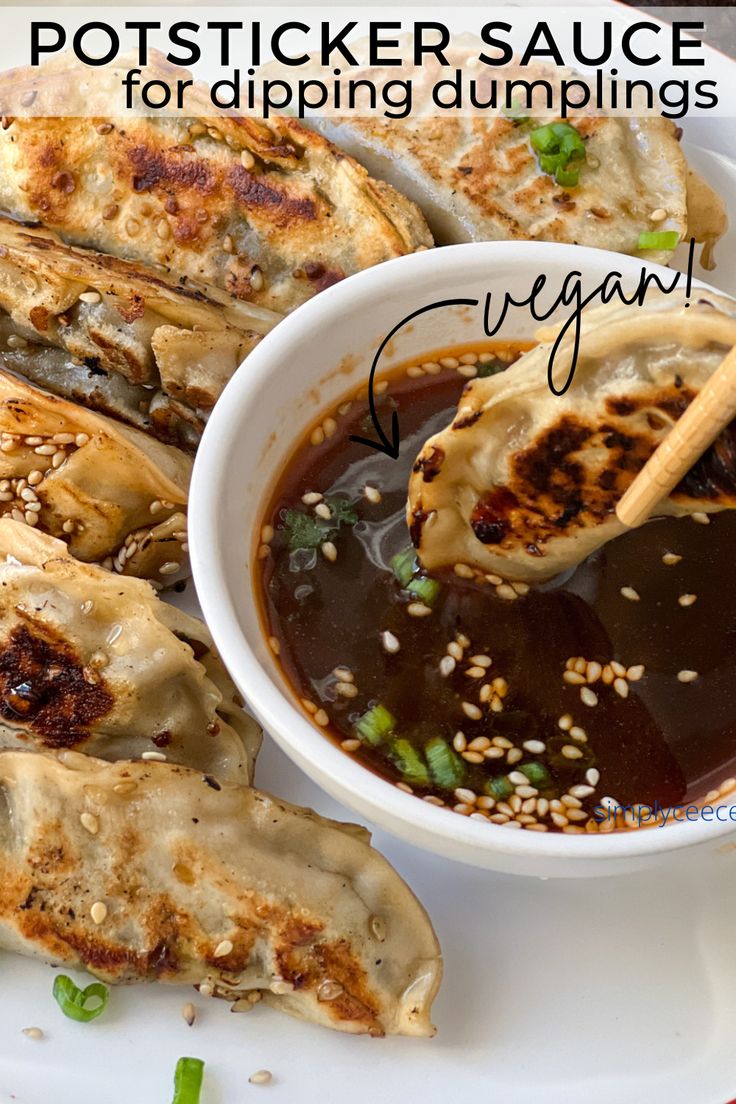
[4,30,736,1104]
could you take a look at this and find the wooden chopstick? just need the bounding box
[616,345,736,529]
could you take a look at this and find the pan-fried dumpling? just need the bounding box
[302,50,725,266]
[0,521,259,780]
[0,751,441,1036]
[0,54,434,316]
[0,367,190,582]
[408,291,736,582]
[0,217,281,449]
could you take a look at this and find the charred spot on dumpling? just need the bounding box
[409,507,428,548]
[453,410,481,430]
[0,624,113,747]
[412,445,445,483]
[470,488,517,545]
[677,421,736,502]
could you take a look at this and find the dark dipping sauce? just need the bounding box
[257,346,736,834]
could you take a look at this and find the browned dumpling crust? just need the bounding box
[0,750,441,1037]
[0,55,434,317]
[0,369,191,582]
[0,217,281,449]
[409,292,736,582]
[0,520,260,779]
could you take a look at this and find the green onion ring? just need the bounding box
[52,974,109,1022]
[637,230,680,251]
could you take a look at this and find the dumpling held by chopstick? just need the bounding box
[408,291,736,583]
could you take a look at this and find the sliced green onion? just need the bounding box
[390,547,417,587]
[390,738,430,785]
[172,1057,205,1104]
[425,737,465,789]
[518,761,552,789]
[406,576,441,606]
[486,775,514,800]
[637,230,680,251]
[530,122,586,189]
[539,151,564,175]
[355,703,396,746]
[52,975,109,1023]
[555,165,580,188]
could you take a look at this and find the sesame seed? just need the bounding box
[182,1002,196,1026]
[561,744,583,760]
[580,687,598,707]
[214,939,233,958]
[90,901,107,924]
[79,290,101,304]
[80,811,99,834]
[536,798,549,817]
[323,417,337,438]
[650,207,667,221]
[691,512,710,525]
[447,641,463,661]
[678,593,697,607]
[586,661,602,683]
[341,738,360,752]
[492,736,513,749]
[407,602,432,617]
[586,768,600,786]
[626,664,645,681]
[466,666,486,679]
[453,731,467,752]
[523,739,546,754]
[333,666,353,682]
[563,670,586,685]
[601,665,614,684]
[508,771,529,786]
[406,366,425,378]
[461,701,482,720]
[141,750,167,761]
[677,669,699,683]
[22,1027,43,1040]
[381,630,400,654]
[620,586,640,602]
[301,492,323,505]
[570,784,595,798]
[313,709,329,726]
[662,552,682,565]
[516,786,538,799]
[454,787,477,805]
[422,361,441,374]
[159,561,181,576]
[613,677,629,699]
[261,524,274,544]
[249,1070,273,1086]
[335,681,358,698]
[470,654,492,668]
[314,502,332,520]
[374,380,389,395]
[240,149,256,170]
[468,736,491,752]
[560,794,582,809]
[551,811,569,828]
[458,365,477,378]
[364,485,382,504]
[610,660,626,677]
[310,427,325,447]
[321,541,337,563]
[496,583,518,601]
[558,714,573,731]
[454,562,475,579]
[268,636,280,655]
[462,751,485,765]
[113,781,137,795]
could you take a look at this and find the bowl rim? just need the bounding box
[190,239,736,864]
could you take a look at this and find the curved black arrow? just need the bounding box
[349,297,481,459]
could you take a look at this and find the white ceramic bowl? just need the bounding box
[190,240,736,877]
